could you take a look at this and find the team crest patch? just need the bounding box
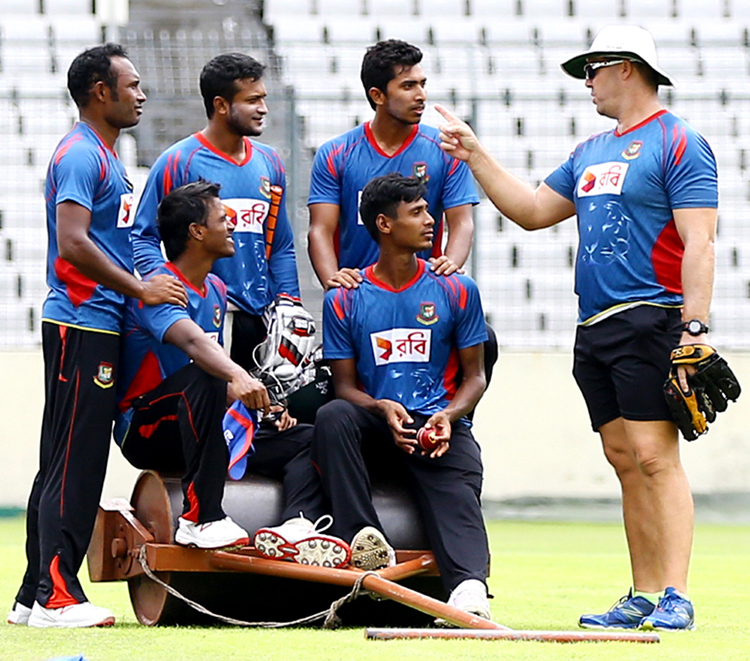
[94,362,114,389]
[417,302,438,325]
[622,141,643,160]
[213,304,222,328]
[259,177,272,199]
[413,162,430,183]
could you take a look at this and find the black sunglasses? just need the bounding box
[584,59,627,81]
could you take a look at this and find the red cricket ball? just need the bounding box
[416,427,439,450]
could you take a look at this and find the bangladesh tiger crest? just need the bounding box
[213,304,222,328]
[259,177,272,199]
[417,302,438,325]
[94,362,114,389]
[622,141,643,160]
[413,162,430,183]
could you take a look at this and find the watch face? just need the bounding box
[686,320,706,335]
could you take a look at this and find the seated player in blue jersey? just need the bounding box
[313,173,493,622]
[308,39,498,394]
[116,181,350,564]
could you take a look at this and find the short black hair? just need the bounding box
[199,52,266,118]
[359,173,427,243]
[360,40,423,111]
[67,43,129,108]
[157,180,222,261]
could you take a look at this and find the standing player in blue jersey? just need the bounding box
[437,26,717,630]
[308,39,497,385]
[8,44,187,629]
[115,181,350,566]
[308,40,478,288]
[313,173,493,621]
[132,52,303,371]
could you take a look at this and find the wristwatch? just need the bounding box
[682,319,709,336]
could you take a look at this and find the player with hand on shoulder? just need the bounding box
[313,173,493,622]
[8,44,186,630]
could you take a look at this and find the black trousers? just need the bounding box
[230,310,267,373]
[121,363,230,523]
[312,399,489,593]
[121,362,326,526]
[17,323,119,609]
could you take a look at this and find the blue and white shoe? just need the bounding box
[640,587,695,631]
[579,590,655,629]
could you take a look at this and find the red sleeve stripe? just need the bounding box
[448,158,460,176]
[326,144,344,178]
[674,129,688,166]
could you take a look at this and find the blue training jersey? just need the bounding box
[42,122,136,333]
[115,263,227,428]
[132,133,300,316]
[308,122,479,269]
[544,110,718,324]
[323,259,487,420]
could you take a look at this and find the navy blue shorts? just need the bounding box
[573,305,682,431]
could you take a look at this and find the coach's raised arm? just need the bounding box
[435,103,575,232]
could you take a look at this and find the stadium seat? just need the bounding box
[316,0,365,15]
[622,0,675,19]
[468,0,520,17]
[264,0,314,22]
[3,0,38,13]
[677,0,729,19]
[420,0,467,17]
[43,0,93,14]
[365,0,418,16]
[374,19,428,44]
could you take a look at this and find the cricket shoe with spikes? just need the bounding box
[254,514,351,568]
[349,526,396,571]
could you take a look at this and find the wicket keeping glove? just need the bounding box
[663,344,741,441]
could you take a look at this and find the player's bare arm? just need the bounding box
[435,104,576,231]
[164,318,271,415]
[57,200,188,307]
[309,202,363,289]
[432,203,473,275]
[673,206,717,391]
[330,356,419,453]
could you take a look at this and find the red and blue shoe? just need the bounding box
[579,590,655,629]
[640,587,695,631]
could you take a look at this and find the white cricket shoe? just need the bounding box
[7,601,32,625]
[254,514,351,568]
[174,515,250,549]
[436,578,492,625]
[350,526,396,571]
[27,601,115,628]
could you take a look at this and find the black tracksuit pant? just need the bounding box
[312,399,489,593]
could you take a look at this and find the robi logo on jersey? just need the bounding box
[577,162,629,198]
[370,328,431,366]
[222,198,270,233]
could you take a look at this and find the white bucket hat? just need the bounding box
[561,24,675,87]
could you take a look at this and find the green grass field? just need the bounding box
[2,515,749,661]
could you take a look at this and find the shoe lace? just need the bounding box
[655,591,683,612]
[295,512,334,534]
